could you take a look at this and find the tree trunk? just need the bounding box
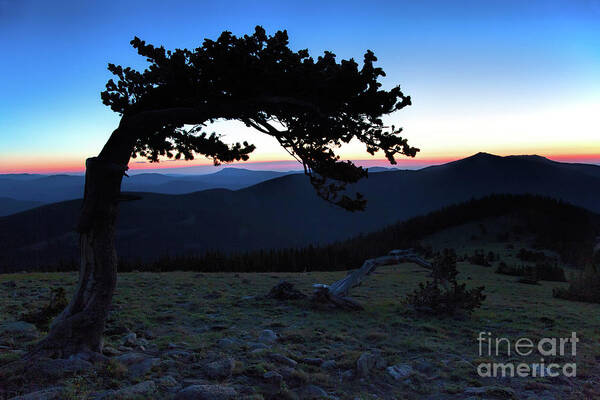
[27,156,128,359]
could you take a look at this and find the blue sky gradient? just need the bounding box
[1,0,598,172]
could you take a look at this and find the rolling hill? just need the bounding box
[0,197,43,217]
[1,152,599,269]
[0,168,296,213]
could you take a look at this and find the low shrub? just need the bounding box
[467,250,490,267]
[495,261,566,282]
[405,249,485,315]
[517,248,550,263]
[553,264,600,304]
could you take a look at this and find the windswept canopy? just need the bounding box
[101,26,417,210]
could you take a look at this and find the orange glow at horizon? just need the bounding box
[1,151,599,174]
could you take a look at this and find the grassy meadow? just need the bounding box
[1,233,599,399]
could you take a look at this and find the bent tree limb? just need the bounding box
[311,249,431,310]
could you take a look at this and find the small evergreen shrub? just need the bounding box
[495,261,566,282]
[467,249,490,267]
[553,264,600,304]
[405,249,485,315]
[517,248,549,263]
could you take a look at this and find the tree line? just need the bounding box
[5,194,596,274]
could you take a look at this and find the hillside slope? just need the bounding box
[0,197,43,217]
[1,153,599,269]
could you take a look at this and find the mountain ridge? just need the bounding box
[1,153,599,269]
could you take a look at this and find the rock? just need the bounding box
[464,386,516,399]
[158,375,181,389]
[0,321,39,341]
[258,329,278,344]
[118,345,133,352]
[115,352,148,365]
[174,384,237,400]
[413,358,435,375]
[278,367,308,387]
[1,281,16,288]
[204,357,235,379]
[266,281,307,300]
[96,380,156,399]
[8,387,63,400]
[122,332,137,346]
[356,351,386,377]
[181,378,211,387]
[269,353,297,367]
[102,346,121,357]
[25,358,93,381]
[386,364,413,380]
[128,357,160,378]
[296,384,329,399]
[163,349,192,360]
[341,370,354,381]
[143,329,156,339]
[246,342,269,350]
[302,357,323,366]
[321,360,336,370]
[263,370,283,385]
[217,337,238,348]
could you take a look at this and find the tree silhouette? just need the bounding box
[29,26,417,358]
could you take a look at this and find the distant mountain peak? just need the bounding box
[462,152,552,164]
[469,152,501,160]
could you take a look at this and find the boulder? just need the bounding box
[0,321,39,341]
[122,332,137,347]
[128,357,160,378]
[258,329,278,344]
[263,370,283,385]
[386,364,413,380]
[158,375,181,390]
[266,281,306,300]
[115,352,147,365]
[203,357,234,379]
[302,357,323,366]
[356,351,386,378]
[174,384,237,400]
[246,342,269,351]
[295,385,329,399]
[94,380,156,399]
[269,353,297,367]
[217,337,239,348]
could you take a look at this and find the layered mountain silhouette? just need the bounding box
[1,153,599,269]
[0,168,296,215]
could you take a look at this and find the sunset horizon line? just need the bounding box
[2,152,599,175]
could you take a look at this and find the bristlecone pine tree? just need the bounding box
[28,26,418,358]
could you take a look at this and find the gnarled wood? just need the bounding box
[26,157,127,359]
[311,249,431,309]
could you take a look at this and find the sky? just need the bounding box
[0,0,599,173]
